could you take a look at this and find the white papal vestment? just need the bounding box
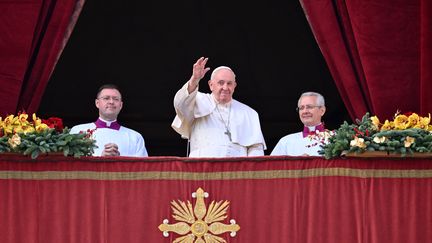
[172,82,266,157]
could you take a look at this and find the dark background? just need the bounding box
[38,0,351,156]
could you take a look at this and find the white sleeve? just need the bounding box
[135,134,148,157]
[69,125,81,134]
[270,139,286,156]
[247,143,265,156]
[171,82,199,139]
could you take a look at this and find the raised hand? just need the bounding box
[188,57,210,92]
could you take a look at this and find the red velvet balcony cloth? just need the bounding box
[1,155,431,243]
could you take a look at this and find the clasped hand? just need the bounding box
[102,143,120,156]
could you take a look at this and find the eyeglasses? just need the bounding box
[98,96,122,102]
[296,105,321,112]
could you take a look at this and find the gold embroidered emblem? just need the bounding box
[158,187,240,242]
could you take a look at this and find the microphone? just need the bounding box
[181,135,190,157]
[186,139,190,157]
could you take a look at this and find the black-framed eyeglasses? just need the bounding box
[296,105,321,112]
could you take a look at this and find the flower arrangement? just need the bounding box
[320,111,432,159]
[0,112,96,159]
[306,129,336,148]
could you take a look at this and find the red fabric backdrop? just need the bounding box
[1,155,432,243]
[300,0,432,120]
[1,1,430,120]
[0,0,84,116]
[420,0,432,114]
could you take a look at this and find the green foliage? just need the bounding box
[0,128,96,159]
[372,128,432,155]
[319,113,374,159]
[0,136,12,153]
[319,113,432,159]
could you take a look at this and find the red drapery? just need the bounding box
[1,155,432,243]
[0,0,84,116]
[300,0,431,120]
[420,0,432,114]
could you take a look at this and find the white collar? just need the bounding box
[98,117,117,126]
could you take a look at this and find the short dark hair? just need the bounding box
[96,84,122,98]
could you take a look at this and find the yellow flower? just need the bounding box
[414,114,431,130]
[370,116,380,130]
[33,113,43,126]
[381,120,394,131]
[8,134,21,148]
[36,123,49,132]
[394,114,409,130]
[404,136,415,147]
[3,124,14,136]
[4,115,14,126]
[13,126,24,134]
[350,136,366,148]
[373,136,387,144]
[18,113,29,123]
[23,126,35,134]
[406,113,420,128]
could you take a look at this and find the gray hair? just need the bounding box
[210,66,236,80]
[298,92,325,106]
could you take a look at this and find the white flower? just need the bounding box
[8,134,21,148]
[373,136,387,144]
[404,136,415,147]
[350,136,366,148]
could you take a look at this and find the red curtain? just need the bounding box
[300,0,431,120]
[420,0,432,114]
[1,155,432,243]
[0,0,84,116]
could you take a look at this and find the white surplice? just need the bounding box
[270,132,322,156]
[172,82,266,157]
[70,123,148,157]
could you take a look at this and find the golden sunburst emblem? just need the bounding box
[158,187,240,243]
